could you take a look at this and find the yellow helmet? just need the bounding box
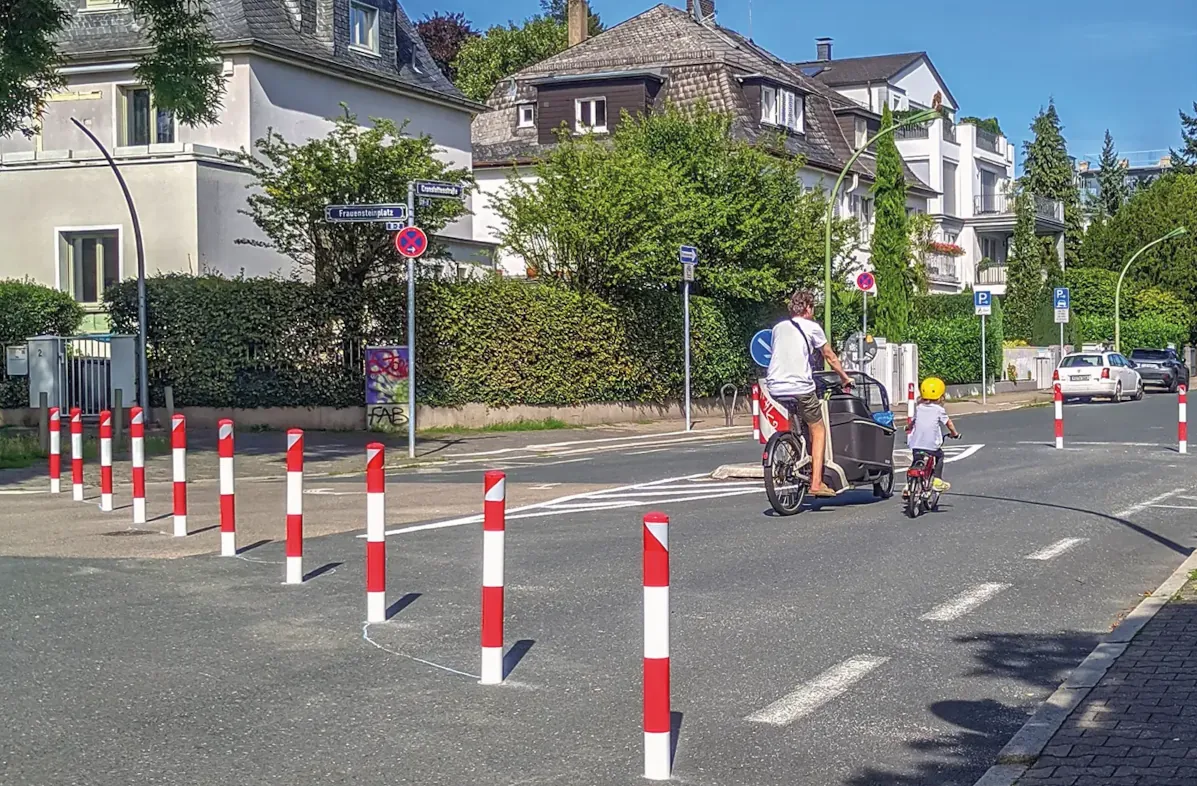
[920,377,946,401]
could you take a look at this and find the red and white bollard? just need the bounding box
[751,384,762,444]
[70,408,84,502]
[480,470,506,685]
[1054,383,1064,450]
[907,382,916,420]
[49,407,61,494]
[218,419,236,556]
[643,511,671,781]
[172,414,187,537]
[285,429,304,584]
[130,407,146,524]
[366,443,386,623]
[99,410,113,512]
[1179,384,1188,455]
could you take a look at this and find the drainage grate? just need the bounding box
[101,529,156,537]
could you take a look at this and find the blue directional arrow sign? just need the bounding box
[679,245,698,265]
[1053,287,1070,310]
[750,329,773,367]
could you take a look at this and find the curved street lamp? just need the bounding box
[823,107,941,337]
[1114,226,1187,352]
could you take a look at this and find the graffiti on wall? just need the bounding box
[365,346,409,432]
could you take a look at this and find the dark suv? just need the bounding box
[1128,348,1190,392]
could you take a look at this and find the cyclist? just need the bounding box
[765,289,854,498]
[904,376,960,495]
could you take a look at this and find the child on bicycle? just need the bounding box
[904,377,960,495]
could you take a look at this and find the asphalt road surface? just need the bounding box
[3,392,1195,785]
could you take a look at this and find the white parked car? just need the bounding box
[1053,351,1143,402]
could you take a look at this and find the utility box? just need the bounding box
[5,344,28,376]
[26,336,60,408]
[110,335,137,408]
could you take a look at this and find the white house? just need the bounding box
[794,40,1066,295]
[0,0,486,329]
[472,1,935,279]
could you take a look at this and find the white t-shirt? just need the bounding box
[908,402,950,450]
[765,317,827,397]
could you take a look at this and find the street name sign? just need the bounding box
[414,180,464,199]
[325,204,408,222]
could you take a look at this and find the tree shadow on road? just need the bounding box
[844,628,1100,786]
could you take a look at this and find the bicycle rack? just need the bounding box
[719,383,739,427]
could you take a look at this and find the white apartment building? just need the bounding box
[795,40,1065,295]
[0,0,485,330]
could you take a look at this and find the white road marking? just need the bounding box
[361,622,478,680]
[1114,488,1187,518]
[529,483,561,490]
[627,448,670,455]
[745,655,890,726]
[1147,504,1197,511]
[438,427,746,460]
[920,583,1010,622]
[1025,537,1088,561]
[1017,441,1162,447]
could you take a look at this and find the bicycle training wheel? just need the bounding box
[764,431,807,516]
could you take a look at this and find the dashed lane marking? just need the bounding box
[920,583,1010,622]
[745,655,890,726]
[1025,537,1088,561]
[1113,488,1187,518]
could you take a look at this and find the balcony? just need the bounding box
[977,263,1006,285]
[976,128,1000,153]
[973,193,1064,223]
[942,121,957,144]
[894,122,930,140]
[924,254,959,284]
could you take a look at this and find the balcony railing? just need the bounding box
[942,121,957,144]
[894,122,930,140]
[973,193,1065,222]
[976,128,1000,153]
[977,263,1007,285]
[924,254,959,283]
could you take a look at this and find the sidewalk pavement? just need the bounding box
[980,568,1197,786]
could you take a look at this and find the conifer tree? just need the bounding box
[869,105,912,341]
[1096,129,1128,217]
[1022,101,1083,268]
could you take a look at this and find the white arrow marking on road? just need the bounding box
[745,655,890,726]
[1113,488,1187,518]
[1025,537,1087,561]
[920,583,1010,622]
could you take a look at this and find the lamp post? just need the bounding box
[823,108,941,338]
[1114,226,1187,352]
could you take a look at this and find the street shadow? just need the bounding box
[955,492,1193,556]
[671,711,684,770]
[236,539,271,555]
[186,524,220,535]
[386,592,421,620]
[303,562,342,582]
[503,639,535,679]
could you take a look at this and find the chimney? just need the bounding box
[816,37,833,61]
[567,0,588,47]
[686,0,715,21]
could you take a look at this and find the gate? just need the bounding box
[57,335,115,416]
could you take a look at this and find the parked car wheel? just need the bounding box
[1133,381,1144,401]
[1112,381,1123,402]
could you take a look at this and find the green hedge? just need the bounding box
[105,275,770,408]
[1073,314,1188,352]
[908,293,1003,384]
[0,280,85,408]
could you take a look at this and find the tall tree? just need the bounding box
[1096,129,1128,217]
[415,12,478,82]
[1003,183,1044,341]
[452,16,567,103]
[1170,102,1197,174]
[869,105,912,341]
[539,0,603,35]
[1022,100,1084,269]
[0,0,225,137]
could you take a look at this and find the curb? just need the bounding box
[971,547,1197,786]
[711,464,764,480]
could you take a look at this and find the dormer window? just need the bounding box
[761,85,804,134]
[517,103,535,129]
[575,97,607,134]
[349,1,379,55]
[854,116,868,149]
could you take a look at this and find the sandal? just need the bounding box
[810,486,837,498]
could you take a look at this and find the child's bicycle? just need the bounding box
[902,433,961,519]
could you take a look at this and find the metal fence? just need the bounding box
[56,335,115,417]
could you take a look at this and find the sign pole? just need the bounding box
[981,314,987,405]
[683,278,692,432]
[860,292,867,373]
[406,182,416,460]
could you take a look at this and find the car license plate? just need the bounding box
[1141,362,1158,368]
[1071,374,1089,381]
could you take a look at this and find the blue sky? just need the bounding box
[406,0,1197,165]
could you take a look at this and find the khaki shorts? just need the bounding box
[783,393,823,426]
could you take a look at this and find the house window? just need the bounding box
[854,116,868,149]
[349,1,379,54]
[121,87,174,146]
[517,103,535,129]
[575,97,607,133]
[60,230,120,305]
[760,85,804,133]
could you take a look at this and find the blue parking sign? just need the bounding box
[974,290,992,315]
[1053,287,1070,309]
